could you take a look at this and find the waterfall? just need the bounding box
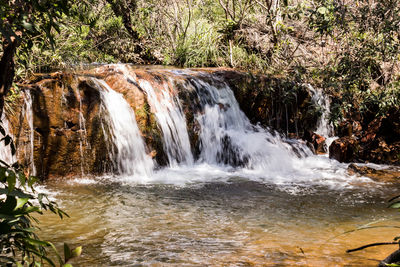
[91,78,154,179]
[23,91,36,176]
[309,85,337,147]
[0,115,15,165]
[74,86,89,176]
[10,65,357,187]
[189,76,311,171]
[137,76,194,167]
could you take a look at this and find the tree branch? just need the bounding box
[346,242,398,253]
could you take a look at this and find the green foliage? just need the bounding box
[0,121,81,266]
[309,2,336,36]
[2,0,400,132]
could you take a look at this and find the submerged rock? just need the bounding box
[347,163,400,183]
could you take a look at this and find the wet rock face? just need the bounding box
[329,137,359,163]
[329,108,400,165]
[304,131,326,154]
[214,70,318,137]
[7,66,318,179]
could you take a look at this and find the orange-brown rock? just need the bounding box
[348,163,400,183]
[329,137,359,163]
[5,65,320,179]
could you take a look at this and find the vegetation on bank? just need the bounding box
[1,0,399,128]
[0,1,82,265]
[0,126,81,266]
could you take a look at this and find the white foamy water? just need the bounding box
[93,67,372,189]
[23,90,37,175]
[0,115,16,165]
[308,84,338,147]
[91,78,154,180]
[73,85,89,176]
[43,65,372,190]
[137,77,193,167]
[192,78,312,173]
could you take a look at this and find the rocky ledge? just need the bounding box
[329,108,400,165]
[5,65,320,179]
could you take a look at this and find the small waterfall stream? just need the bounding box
[81,66,353,186]
[3,65,364,187]
[0,115,15,165]
[74,86,89,176]
[137,77,194,167]
[189,77,312,172]
[309,85,337,147]
[23,90,36,176]
[91,78,154,179]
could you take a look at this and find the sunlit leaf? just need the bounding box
[389,202,400,209]
[15,198,29,210]
[71,246,82,258]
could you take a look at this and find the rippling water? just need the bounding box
[37,168,400,267]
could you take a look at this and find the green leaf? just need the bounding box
[317,7,328,15]
[0,167,6,182]
[25,237,51,247]
[0,188,34,198]
[389,202,400,209]
[71,246,82,258]
[15,198,29,210]
[63,264,73,267]
[64,243,72,262]
[0,196,17,214]
[6,171,16,193]
[22,206,40,214]
[18,172,27,187]
[28,176,38,188]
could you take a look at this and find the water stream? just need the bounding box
[23,90,37,175]
[309,84,337,147]
[92,78,154,179]
[137,76,194,167]
[0,115,15,165]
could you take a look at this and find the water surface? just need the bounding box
[38,169,400,266]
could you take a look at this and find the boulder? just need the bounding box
[303,131,327,154]
[329,137,359,163]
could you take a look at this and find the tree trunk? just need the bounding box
[0,36,19,118]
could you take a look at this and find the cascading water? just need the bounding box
[309,85,337,147]
[91,78,154,179]
[23,90,36,176]
[191,77,312,171]
[136,74,194,167]
[73,86,89,176]
[0,115,15,165]
[14,64,368,188]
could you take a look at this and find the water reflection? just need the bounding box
[39,178,400,266]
